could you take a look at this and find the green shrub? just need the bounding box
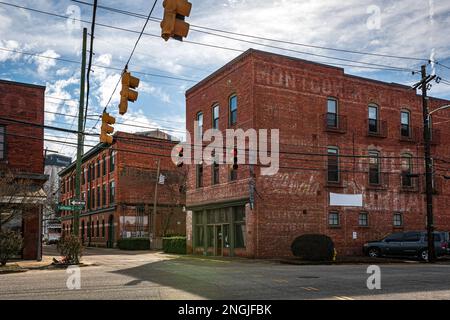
[0,230,23,266]
[117,238,150,250]
[162,236,186,254]
[57,234,83,264]
[291,234,335,261]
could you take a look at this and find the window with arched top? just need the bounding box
[229,94,237,126]
[196,112,203,137]
[401,109,411,138]
[326,98,338,128]
[368,104,379,133]
[212,104,219,129]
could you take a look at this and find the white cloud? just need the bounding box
[0,40,21,62]
[140,81,172,104]
[32,49,60,76]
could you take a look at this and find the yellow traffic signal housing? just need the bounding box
[119,72,140,115]
[100,112,116,144]
[161,0,192,41]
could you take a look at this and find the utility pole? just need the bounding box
[73,28,88,237]
[420,64,436,263]
[151,159,161,249]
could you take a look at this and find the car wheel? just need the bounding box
[368,248,380,258]
[419,249,428,261]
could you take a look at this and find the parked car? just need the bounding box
[363,231,449,261]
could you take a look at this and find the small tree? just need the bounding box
[57,234,83,265]
[0,230,23,266]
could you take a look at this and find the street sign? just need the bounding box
[58,205,85,211]
[71,200,86,206]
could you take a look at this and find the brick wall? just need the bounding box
[0,80,46,260]
[59,131,186,247]
[185,49,450,258]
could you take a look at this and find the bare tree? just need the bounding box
[160,169,187,237]
[0,169,45,230]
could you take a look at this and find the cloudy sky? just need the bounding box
[0,0,449,160]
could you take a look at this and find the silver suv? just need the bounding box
[363,231,449,261]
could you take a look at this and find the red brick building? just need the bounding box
[0,79,48,260]
[59,131,186,248]
[185,49,450,258]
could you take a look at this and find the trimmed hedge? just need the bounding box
[291,234,335,261]
[162,236,186,254]
[117,238,150,250]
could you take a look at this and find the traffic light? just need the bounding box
[177,147,184,167]
[119,71,140,115]
[161,0,192,41]
[100,112,115,144]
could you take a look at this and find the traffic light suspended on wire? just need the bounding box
[119,71,140,115]
[161,0,192,41]
[100,112,115,144]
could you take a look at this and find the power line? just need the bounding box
[436,61,450,70]
[102,0,158,114]
[0,2,420,73]
[6,131,439,178]
[3,115,439,162]
[0,47,197,82]
[71,0,428,63]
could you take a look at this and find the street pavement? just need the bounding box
[1,246,450,300]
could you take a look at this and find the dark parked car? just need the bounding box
[363,231,449,261]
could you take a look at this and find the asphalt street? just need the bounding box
[1,246,450,300]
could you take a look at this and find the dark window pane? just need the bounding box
[223,224,230,248]
[230,168,238,181]
[235,224,246,248]
[233,206,245,222]
[369,151,380,184]
[327,113,337,127]
[359,213,368,226]
[213,162,219,185]
[401,156,413,187]
[401,124,410,137]
[393,214,403,227]
[196,164,203,188]
[207,226,214,247]
[328,212,339,226]
[369,119,378,133]
[385,232,403,242]
[195,226,204,247]
[403,232,421,242]
[327,148,339,182]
